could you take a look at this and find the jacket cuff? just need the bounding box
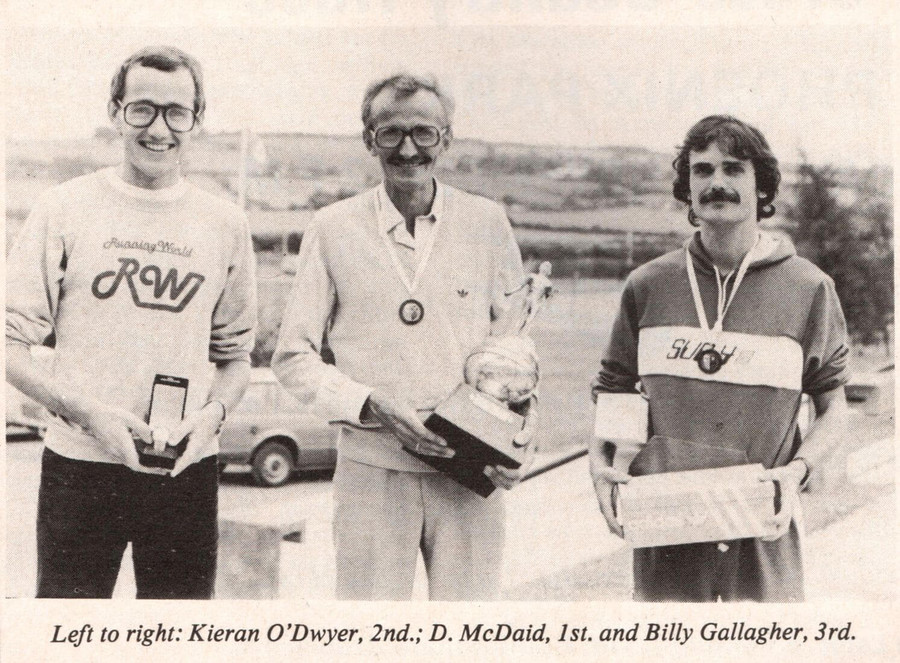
[314,370,373,425]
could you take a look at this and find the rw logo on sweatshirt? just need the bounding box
[91,257,205,313]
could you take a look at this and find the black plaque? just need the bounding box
[411,384,525,497]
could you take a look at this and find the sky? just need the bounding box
[3,4,894,168]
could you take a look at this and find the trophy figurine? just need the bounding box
[415,262,553,496]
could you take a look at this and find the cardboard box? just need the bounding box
[617,464,777,547]
[417,383,525,497]
[594,393,648,473]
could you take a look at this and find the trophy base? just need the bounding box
[414,384,526,497]
[134,439,187,470]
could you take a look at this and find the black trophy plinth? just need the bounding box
[411,384,526,497]
[134,438,188,470]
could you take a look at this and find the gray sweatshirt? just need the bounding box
[6,168,257,463]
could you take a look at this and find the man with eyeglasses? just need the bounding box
[6,46,257,598]
[273,73,537,600]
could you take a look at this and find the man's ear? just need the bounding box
[442,126,453,150]
[362,128,375,154]
[107,101,124,135]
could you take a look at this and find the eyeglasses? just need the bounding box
[371,125,447,149]
[118,101,198,133]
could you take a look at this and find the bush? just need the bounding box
[787,162,893,346]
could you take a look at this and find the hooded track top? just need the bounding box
[592,230,850,601]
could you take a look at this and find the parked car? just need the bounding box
[218,368,338,486]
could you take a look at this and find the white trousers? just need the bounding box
[333,456,505,600]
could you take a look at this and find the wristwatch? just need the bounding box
[206,400,227,434]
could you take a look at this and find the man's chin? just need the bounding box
[696,214,752,227]
[384,166,432,187]
[124,161,181,188]
[696,203,752,222]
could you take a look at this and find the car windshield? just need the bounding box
[234,382,279,413]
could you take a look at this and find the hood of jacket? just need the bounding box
[685,229,796,275]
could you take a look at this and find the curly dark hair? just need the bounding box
[672,115,780,226]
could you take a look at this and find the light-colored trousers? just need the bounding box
[333,456,505,600]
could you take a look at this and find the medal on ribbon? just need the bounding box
[685,234,762,376]
[695,347,725,374]
[399,299,424,325]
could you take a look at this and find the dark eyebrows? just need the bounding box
[125,98,193,109]
[690,158,747,173]
[723,160,747,173]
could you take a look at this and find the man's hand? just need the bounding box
[81,403,155,473]
[168,402,227,477]
[5,345,159,473]
[364,391,454,458]
[588,439,630,538]
[484,441,535,490]
[485,396,538,490]
[759,460,807,541]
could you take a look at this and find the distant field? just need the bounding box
[512,205,689,235]
[529,278,624,453]
[440,170,601,210]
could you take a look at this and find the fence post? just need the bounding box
[626,230,634,270]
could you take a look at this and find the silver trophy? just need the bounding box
[465,261,552,405]
[418,262,553,496]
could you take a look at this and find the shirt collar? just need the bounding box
[105,166,188,202]
[376,179,445,237]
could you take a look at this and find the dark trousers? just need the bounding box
[36,448,218,599]
[632,521,804,602]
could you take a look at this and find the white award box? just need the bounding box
[617,464,777,548]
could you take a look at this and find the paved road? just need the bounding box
[805,489,896,601]
[5,440,894,600]
[5,441,622,599]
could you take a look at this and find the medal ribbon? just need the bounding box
[685,233,760,332]
[380,224,441,294]
[376,184,445,295]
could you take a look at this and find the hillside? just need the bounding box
[7,131,888,276]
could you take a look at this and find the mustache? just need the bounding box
[387,156,432,166]
[699,187,741,204]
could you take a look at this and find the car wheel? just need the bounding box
[251,440,294,487]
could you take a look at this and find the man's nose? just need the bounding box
[397,134,418,157]
[146,111,171,138]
